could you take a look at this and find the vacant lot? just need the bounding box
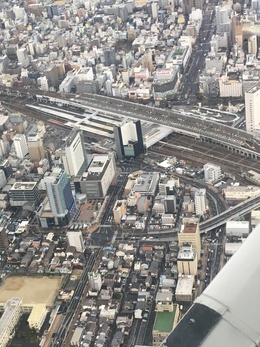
[0,276,61,306]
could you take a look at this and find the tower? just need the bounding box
[27,133,45,162]
[62,127,88,177]
[248,35,258,57]
[13,134,28,159]
[44,168,75,225]
[245,83,260,135]
[194,189,207,216]
[67,231,84,252]
[114,120,144,160]
[17,47,29,68]
[88,272,102,291]
[0,227,8,254]
[178,223,201,260]
[0,169,6,189]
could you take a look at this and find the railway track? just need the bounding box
[152,133,260,174]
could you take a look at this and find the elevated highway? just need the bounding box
[0,87,260,160]
[200,194,260,232]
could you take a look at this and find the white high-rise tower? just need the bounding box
[245,83,260,135]
[62,127,88,177]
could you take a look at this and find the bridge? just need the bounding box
[200,194,260,233]
[0,87,260,160]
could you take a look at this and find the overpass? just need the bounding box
[200,194,260,233]
[1,87,260,160]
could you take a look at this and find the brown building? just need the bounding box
[27,134,45,162]
[178,223,201,260]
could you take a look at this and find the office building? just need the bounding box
[177,244,197,276]
[17,47,29,68]
[9,182,40,207]
[0,298,22,347]
[114,120,144,159]
[44,168,75,226]
[178,223,201,260]
[67,231,84,252]
[62,128,88,177]
[0,227,8,254]
[113,200,127,224]
[194,189,207,216]
[0,169,6,189]
[26,126,45,162]
[104,49,116,66]
[182,0,202,14]
[245,83,260,135]
[88,272,102,291]
[216,5,231,39]
[204,163,222,183]
[79,154,116,199]
[0,139,9,157]
[248,35,258,57]
[0,159,12,179]
[13,134,28,159]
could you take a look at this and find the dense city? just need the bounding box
[0,0,260,346]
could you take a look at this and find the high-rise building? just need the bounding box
[44,168,75,225]
[0,227,8,254]
[248,35,258,57]
[216,5,231,39]
[245,83,260,135]
[17,47,29,68]
[0,159,12,179]
[27,133,45,162]
[114,120,144,159]
[104,49,116,66]
[204,163,222,183]
[182,0,203,14]
[13,134,28,159]
[177,243,197,275]
[0,169,6,189]
[0,139,9,157]
[194,188,207,216]
[88,272,102,291]
[79,154,116,199]
[62,128,88,177]
[67,231,84,252]
[178,223,201,260]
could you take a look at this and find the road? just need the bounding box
[180,7,214,102]
[51,249,100,347]
[200,194,260,232]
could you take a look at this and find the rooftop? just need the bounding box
[154,308,177,333]
[182,223,197,234]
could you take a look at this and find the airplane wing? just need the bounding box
[161,225,260,347]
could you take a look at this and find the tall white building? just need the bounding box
[194,189,207,216]
[62,128,88,177]
[17,47,30,68]
[0,169,6,189]
[0,298,22,347]
[204,163,222,183]
[0,139,9,157]
[13,134,28,159]
[245,83,260,135]
[88,272,102,291]
[67,231,84,252]
[248,35,258,57]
